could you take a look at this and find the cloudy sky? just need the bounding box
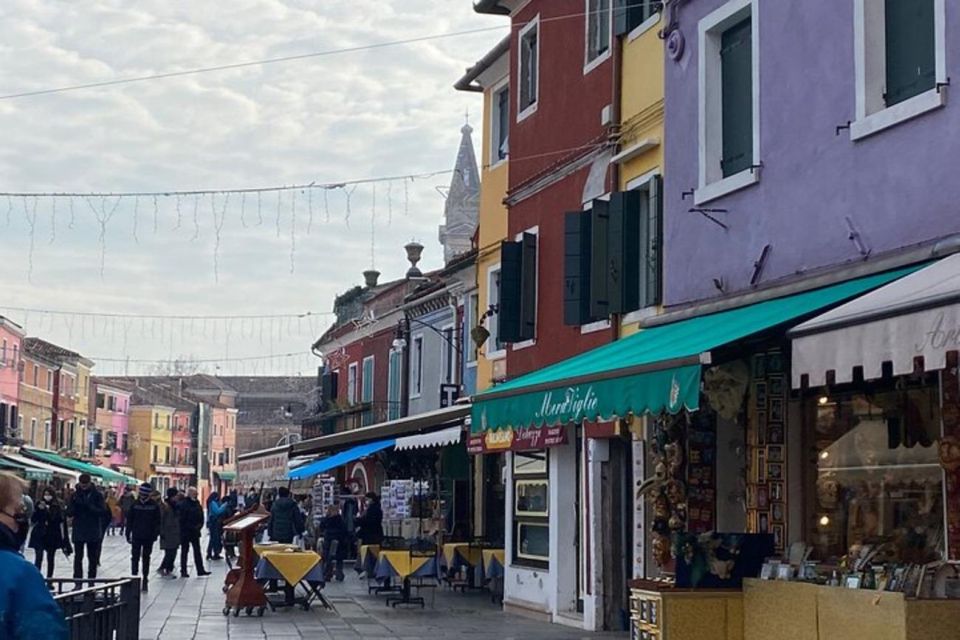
[0,0,502,376]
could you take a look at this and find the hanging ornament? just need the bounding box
[152,195,159,234]
[174,195,183,230]
[211,192,230,283]
[275,190,282,239]
[131,196,140,244]
[84,195,122,278]
[257,191,264,226]
[290,189,297,274]
[344,185,357,228]
[192,195,200,241]
[387,180,393,225]
[323,188,331,223]
[240,192,247,228]
[49,198,57,245]
[22,197,38,281]
[68,197,76,229]
[306,188,314,235]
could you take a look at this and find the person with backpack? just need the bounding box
[28,487,71,579]
[125,483,161,592]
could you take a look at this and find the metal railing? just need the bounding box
[46,578,141,640]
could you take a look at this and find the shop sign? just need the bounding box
[238,451,289,486]
[467,425,568,454]
[534,385,599,423]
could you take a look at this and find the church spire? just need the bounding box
[438,121,480,264]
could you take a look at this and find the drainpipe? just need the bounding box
[610,16,624,344]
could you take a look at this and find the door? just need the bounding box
[601,438,629,630]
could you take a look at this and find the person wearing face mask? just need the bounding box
[0,471,69,639]
[67,473,108,584]
[29,488,71,579]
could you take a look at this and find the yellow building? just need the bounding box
[128,403,174,491]
[456,35,510,391]
[616,9,666,336]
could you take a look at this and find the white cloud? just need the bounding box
[0,0,502,375]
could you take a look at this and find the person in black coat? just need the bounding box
[29,487,71,579]
[178,487,210,578]
[268,487,303,544]
[355,492,384,546]
[125,483,161,591]
[319,504,348,581]
[67,474,107,582]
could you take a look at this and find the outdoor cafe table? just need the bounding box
[441,543,483,572]
[482,549,506,602]
[359,544,381,576]
[375,550,438,608]
[253,546,331,611]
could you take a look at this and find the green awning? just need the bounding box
[21,448,138,485]
[216,470,237,481]
[472,267,919,432]
[0,458,53,481]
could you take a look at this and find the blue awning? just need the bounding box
[288,438,396,480]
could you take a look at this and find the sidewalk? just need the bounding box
[49,533,625,639]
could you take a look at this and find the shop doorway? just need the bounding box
[601,437,630,630]
[482,453,505,543]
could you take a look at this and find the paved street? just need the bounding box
[48,534,624,639]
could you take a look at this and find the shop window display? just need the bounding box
[513,450,549,566]
[806,379,944,564]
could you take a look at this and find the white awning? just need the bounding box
[791,255,960,387]
[394,426,463,451]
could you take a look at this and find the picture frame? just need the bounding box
[768,425,784,444]
[756,450,766,483]
[772,523,783,548]
[769,398,784,422]
[752,354,766,379]
[755,382,768,409]
[760,561,778,580]
[758,486,769,510]
[767,463,783,480]
[756,412,767,446]
[770,482,783,501]
[759,513,770,534]
[845,574,863,589]
[776,563,794,581]
[771,503,784,523]
[766,352,784,374]
[767,445,783,462]
[768,376,784,396]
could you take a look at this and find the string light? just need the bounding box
[131,196,140,244]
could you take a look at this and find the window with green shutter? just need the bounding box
[564,211,592,326]
[884,0,936,107]
[589,199,611,319]
[614,0,662,36]
[720,17,753,178]
[639,176,663,309]
[498,235,537,343]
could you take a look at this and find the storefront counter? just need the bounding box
[742,579,960,640]
[629,581,743,640]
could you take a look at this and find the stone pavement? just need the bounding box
[49,533,625,639]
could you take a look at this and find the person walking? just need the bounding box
[205,492,228,561]
[178,487,210,578]
[105,492,120,536]
[318,503,348,582]
[157,488,181,578]
[356,492,384,546]
[268,486,303,544]
[126,483,161,592]
[0,471,69,639]
[67,473,107,584]
[119,485,135,537]
[29,488,71,579]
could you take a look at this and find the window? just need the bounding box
[387,349,403,421]
[32,364,38,388]
[518,15,540,120]
[410,336,424,398]
[347,362,358,405]
[585,0,611,70]
[0,339,6,366]
[46,369,53,392]
[43,420,50,449]
[466,293,479,364]
[361,356,375,426]
[96,393,105,409]
[30,418,36,444]
[106,431,117,450]
[696,0,759,205]
[107,395,116,411]
[614,0,663,36]
[442,325,456,385]
[513,451,549,566]
[16,414,22,440]
[852,0,945,140]
[165,446,171,464]
[153,445,158,463]
[491,84,510,163]
[486,267,505,357]
[154,414,160,429]
[498,232,538,344]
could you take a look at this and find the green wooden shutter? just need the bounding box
[884,0,936,107]
[720,17,753,178]
[499,240,523,343]
[641,176,663,308]
[614,0,662,36]
[610,191,642,314]
[520,232,538,341]
[564,211,592,326]
[590,199,611,319]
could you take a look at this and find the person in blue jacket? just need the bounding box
[205,492,229,561]
[0,471,69,639]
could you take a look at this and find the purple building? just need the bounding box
[663,0,954,306]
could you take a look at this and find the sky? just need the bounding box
[0,0,503,376]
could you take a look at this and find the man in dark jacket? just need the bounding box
[67,473,107,583]
[268,486,303,544]
[178,487,210,578]
[319,504,348,581]
[356,492,384,545]
[119,486,135,536]
[126,483,161,592]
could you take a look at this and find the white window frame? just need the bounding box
[361,355,375,403]
[510,226,540,351]
[517,14,541,123]
[347,362,358,405]
[410,334,424,399]
[695,0,761,206]
[584,0,612,74]
[490,78,511,167]
[441,323,457,385]
[486,264,506,360]
[851,0,947,141]
[387,349,403,420]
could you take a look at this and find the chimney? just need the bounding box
[404,241,424,278]
[363,269,381,288]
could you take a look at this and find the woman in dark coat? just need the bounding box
[157,489,181,578]
[29,488,71,579]
[355,492,384,545]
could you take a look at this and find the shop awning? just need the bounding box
[22,447,139,485]
[0,457,52,481]
[1,451,78,481]
[394,426,463,451]
[291,404,469,456]
[791,256,956,387]
[288,439,396,481]
[473,267,919,432]
[216,471,237,481]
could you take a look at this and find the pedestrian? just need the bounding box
[19,492,34,553]
[119,485,135,536]
[268,487,304,544]
[318,503,348,582]
[0,471,69,639]
[125,483,161,592]
[205,492,228,561]
[29,487,71,579]
[178,487,210,578]
[106,491,122,536]
[67,473,107,584]
[157,488,181,578]
[356,492,384,546]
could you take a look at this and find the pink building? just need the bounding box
[0,317,24,441]
[92,381,133,474]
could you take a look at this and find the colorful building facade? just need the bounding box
[0,317,24,443]
[92,381,132,471]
